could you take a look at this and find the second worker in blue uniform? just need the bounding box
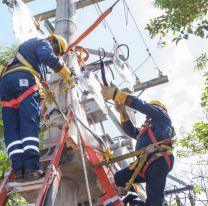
[101,85,175,206]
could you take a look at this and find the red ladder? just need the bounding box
[82,142,121,206]
[0,112,121,206]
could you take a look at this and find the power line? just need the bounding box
[122,0,162,75]
[91,0,166,92]
[92,0,117,43]
[91,0,138,78]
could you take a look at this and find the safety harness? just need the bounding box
[0,52,43,109]
[124,119,173,193]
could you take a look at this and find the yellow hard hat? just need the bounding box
[149,100,167,112]
[48,34,68,56]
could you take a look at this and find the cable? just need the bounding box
[92,0,137,77]
[137,89,145,98]
[92,0,165,90]
[122,0,129,25]
[92,0,118,43]
[74,119,93,206]
[116,44,130,61]
[116,55,150,88]
[132,55,151,76]
[73,114,107,149]
[182,191,207,206]
[122,0,163,75]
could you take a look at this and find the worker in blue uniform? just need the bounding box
[0,34,75,182]
[101,86,175,206]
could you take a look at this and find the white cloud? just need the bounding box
[140,38,204,134]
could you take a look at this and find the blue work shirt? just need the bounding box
[10,38,62,80]
[121,96,173,150]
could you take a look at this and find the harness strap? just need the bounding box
[2,65,40,80]
[124,149,147,193]
[1,52,40,79]
[147,127,171,170]
[1,52,45,108]
[123,121,173,193]
[1,83,42,109]
[138,150,172,178]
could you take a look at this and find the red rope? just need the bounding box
[66,7,113,52]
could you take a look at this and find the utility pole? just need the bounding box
[48,1,78,205]
[45,1,101,205]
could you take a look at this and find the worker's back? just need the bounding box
[11,37,59,80]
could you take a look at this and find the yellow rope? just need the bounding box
[124,149,147,193]
[97,146,116,163]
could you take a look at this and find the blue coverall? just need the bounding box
[114,96,174,206]
[0,38,62,171]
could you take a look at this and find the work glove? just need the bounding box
[101,85,128,104]
[114,101,126,113]
[57,65,75,89]
[114,102,130,122]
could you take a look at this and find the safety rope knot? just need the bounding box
[97,146,116,163]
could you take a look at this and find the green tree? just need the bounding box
[146,1,208,203]
[146,0,208,69]
[146,0,208,44]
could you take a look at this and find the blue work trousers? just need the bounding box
[0,71,41,171]
[114,155,174,206]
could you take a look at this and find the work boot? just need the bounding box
[14,168,24,182]
[24,169,44,181]
[131,199,145,206]
[123,193,138,205]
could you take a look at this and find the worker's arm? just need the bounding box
[115,102,139,139]
[121,120,139,139]
[36,39,63,72]
[124,96,168,119]
[101,86,168,119]
[36,39,75,88]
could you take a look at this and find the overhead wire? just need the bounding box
[117,55,150,88]
[182,191,208,206]
[91,0,137,77]
[122,0,129,25]
[122,0,163,75]
[91,0,165,93]
[92,0,117,44]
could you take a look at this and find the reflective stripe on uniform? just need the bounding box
[22,137,39,143]
[23,145,39,153]
[6,140,22,152]
[9,149,24,158]
[103,195,119,206]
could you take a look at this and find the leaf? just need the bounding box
[147,0,208,44]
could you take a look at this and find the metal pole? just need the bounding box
[53,1,78,206]
[55,0,76,43]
